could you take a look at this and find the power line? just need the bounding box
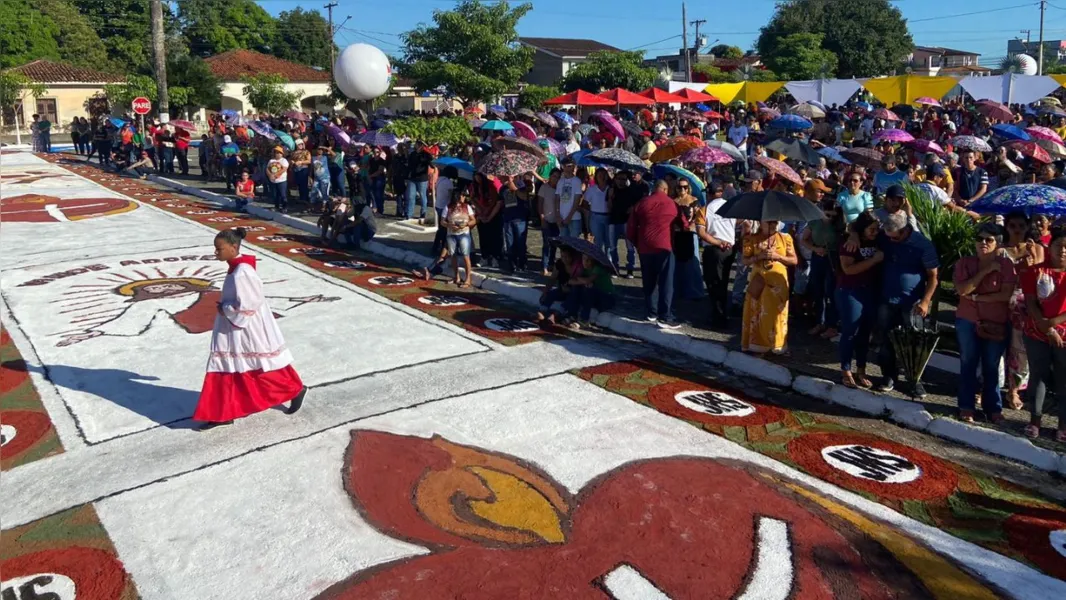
[626,35,682,51]
[908,3,1038,23]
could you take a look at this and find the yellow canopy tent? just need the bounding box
[703,81,785,105]
[703,83,745,104]
[860,75,958,106]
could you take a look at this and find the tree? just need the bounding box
[383,116,473,146]
[178,0,277,58]
[560,50,657,92]
[242,74,302,115]
[694,63,777,84]
[73,0,154,73]
[708,44,744,59]
[273,8,334,68]
[37,0,112,71]
[103,74,161,112]
[0,0,61,69]
[401,0,533,106]
[517,84,560,108]
[757,0,913,78]
[167,52,222,112]
[0,71,47,143]
[760,33,837,80]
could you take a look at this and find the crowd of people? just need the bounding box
[57,92,1066,441]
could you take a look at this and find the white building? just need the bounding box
[203,49,334,115]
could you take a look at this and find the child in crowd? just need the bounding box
[311,148,331,212]
[563,254,616,329]
[536,247,580,324]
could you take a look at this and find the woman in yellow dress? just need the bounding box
[742,220,798,354]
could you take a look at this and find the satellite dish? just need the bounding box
[1017,54,1038,76]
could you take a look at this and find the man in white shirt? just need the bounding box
[727,115,749,172]
[697,183,737,328]
[555,161,585,238]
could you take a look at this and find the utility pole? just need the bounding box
[149,0,168,122]
[682,3,690,83]
[325,2,339,69]
[1039,0,1047,75]
[690,18,706,75]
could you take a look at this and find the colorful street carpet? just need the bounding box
[1,327,62,470]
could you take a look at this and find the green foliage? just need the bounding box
[167,52,222,111]
[0,0,61,68]
[103,74,160,112]
[242,74,302,115]
[560,50,657,93]
[708,44,744,59]
[73,0,154,73]
[273,8,334,68]
[178,0,277,58]
[757,0,913,78]
[906,183,974,278]
[760,33,837,80]
[383,115,473,146]
[401,0,533,105]
[37,0,112,71]
[693,63,733,83]
[0,71,46,113]
[695,63,779,84]
[517,84,560,108]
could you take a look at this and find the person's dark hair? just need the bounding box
[849,210,880,238]
[975,222,1004,245]
[820,199,845,232]
[548,167,562,178]
[215,227,246,246]
[1050,227,1066,246]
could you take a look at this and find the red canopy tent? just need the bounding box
[673,88,718,103]
[543,90,615,106]
[597,88,656,106]
[636,87,688,104]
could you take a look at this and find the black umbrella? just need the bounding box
[552,236,617,273]
[716,190,825,222]
[621,121,644,138]
[765,137,822,165]
[841,147,884,168]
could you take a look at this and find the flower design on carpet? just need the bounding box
[0,329,63,470]
[1,194,137,222]
[316,431,1000,598]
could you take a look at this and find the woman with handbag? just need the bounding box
[1020,230,1066,441]
[953,223,1017,424]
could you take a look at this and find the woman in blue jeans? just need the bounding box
[835,211,884,388]
[953,223,1017,424]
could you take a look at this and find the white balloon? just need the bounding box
[1017,54,1038,76]
[334,43,392,101]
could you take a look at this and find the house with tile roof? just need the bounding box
[203,49,335,115]
[519,37,621,86]
[4,60,123,130]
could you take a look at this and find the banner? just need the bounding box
[957,74,1061,105]
[702,82,784,104]
[859,76,958,107]
[785,79,862,107]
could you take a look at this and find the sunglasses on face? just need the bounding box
[849,178,862,183]
[678,185,690,190]
[977,236,996,244]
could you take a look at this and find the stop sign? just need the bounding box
[131,97,152,115]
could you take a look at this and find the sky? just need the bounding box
[258,0,1066,69]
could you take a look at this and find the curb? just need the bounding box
[147,175,1066,478]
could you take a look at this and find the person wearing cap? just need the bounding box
[953,222,1017,425]
[837,169,873,224]
[638,131,656,168]
[219,135,241,191]
[874,184,919,231]
[873,211,939,398]
[696,182,736,328]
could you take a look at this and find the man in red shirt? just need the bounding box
[626,179,689,328]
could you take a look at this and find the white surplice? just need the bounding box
[207,262,293,374]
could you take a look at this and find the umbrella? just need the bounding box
[432,157,475,180]
[621,121,644,138]
[595,113,626,141]
[840,147,884,167]
[765,138,822,165]
[534,112,558,128]
[481,120,514,132]
[1026,126,1064,145]
[1005,140,1052,164]
[890,104,917,119]
[790,103,826,120]
[673,88,716,103]
[369,118,390,129]
[705,140,745,161]
[969,184,1066,216]
[949,135,993,153]
[543,90,615,107]
[511,121,538,141]
[715,190,825,222]
[1041,106,1066,118]
[478,150,540,177]
[249,121,276,139]
[1041,96,1063,106]
[873,128,915,144]
[976,100,1014,122]
[598,88,656,106]
[703,110,724,120]
[695,103,712,113]
[873,108,901,121]
[538,136,567,158]
[759,106,782,119]
[651,164,706,204]
[679,146,734,165]
[553,111,576,125]
[354,108,369,125]
[553,236,616,274]
[914,96,942,107]
[220,109,239,118]
[492,136,548,163]
[991,124,1031,142]
[576,123,598,136]
[678,110,707,123]
[570,148,597,167]
[487,105,507,118]
[1035,138,1066,158]
[170,119,197,132]
[587,147,648,173]
[284,110,310,122]
[275,131,296,151]
[589,109,613,119]
[889,323,940,394]
[326,123,351,146]
[467,117,487,129]
[359,130,398,147]
[905,139,945,156]
[755,155,804,186]
[768,114,813,131]
[855,101,873,111]
[375,107,394,117]
[649,136,704,163]
[514,107,537,120]
[817,146,852,164]
[108,117,127,128]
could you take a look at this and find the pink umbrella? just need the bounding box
[326,123,351,146]
[511,121,537,141]
[1026,125,1065,145]
[594,113,626,141]
[170,119,197,132]
[872,108,901,121]
[755,155,803,186]
[284,110,310,122]
[680,146,734,165]
[589,110,614,119]
[914,97,941,107]
[873,128,914,144]
[906,139,945,156]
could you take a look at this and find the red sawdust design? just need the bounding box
[1,194,136,222]
[647,379,788,427]
[580,361,642,376]
[1,326,63,470]
[1004,512,1066,580]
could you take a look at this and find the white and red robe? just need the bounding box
[194,255,303,422]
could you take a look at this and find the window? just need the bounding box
[35,98,57,124]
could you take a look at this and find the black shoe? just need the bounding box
[197,420,234,431]
[874,378,895,393]
[911,382,927,400]
[658,319,682,330]
[287,387,308,414]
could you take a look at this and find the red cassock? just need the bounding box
[194,255,303,422]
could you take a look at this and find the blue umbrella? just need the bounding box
[432,157,475,180]
[480,120,513,131]
[275,131,295,151]
[969,184,1066,216]
[695,103,712,113]
[553,111,576,126]
[817,146,852,164]
[855,101,873,111]
[651,163,707,205]
[369,118,389,130]
[360,130,398,147]
[108,117,127,128]
[488,104,507,117]
[569,148,596,167]
[620,108,634,119]
[220,109,239,118]
[768,114,814,131]
[991,124,1031,142]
